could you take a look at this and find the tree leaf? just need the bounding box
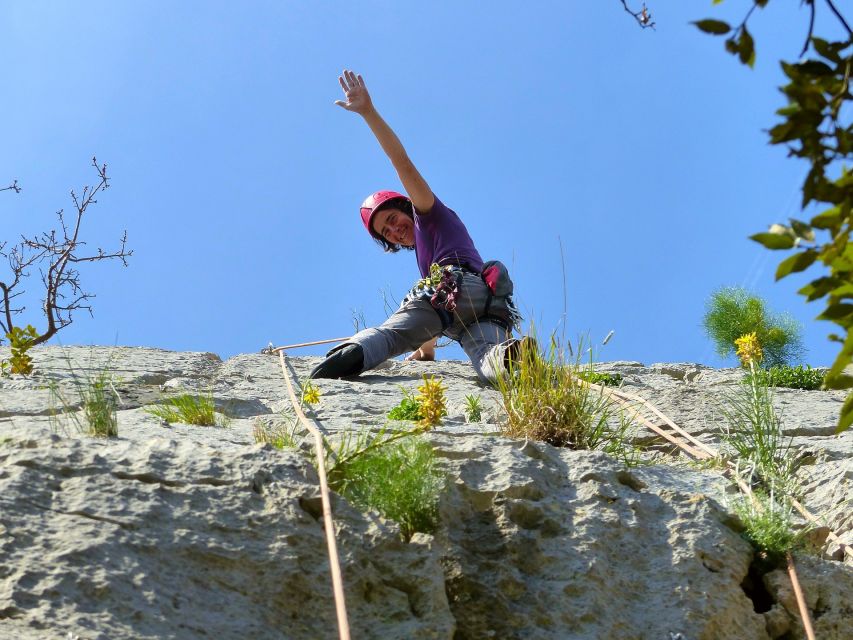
[818,302,853,322]
[812,37,842,63]
[775,250,818,280]
[825,373,853,390]
[811,206,842,230]
[836,392,853,433]
[797,60,834,76]
[799,276,840,301]
[750,232,795,250]
[789,218,816,243]
[693,19,731,35]
[738,27,756,68]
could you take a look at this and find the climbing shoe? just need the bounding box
[310,343,364,379]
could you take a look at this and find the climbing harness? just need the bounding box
[403,262,523,332]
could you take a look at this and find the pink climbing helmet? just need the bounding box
[360,190,410,238]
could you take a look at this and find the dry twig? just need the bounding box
[0,157,131,344]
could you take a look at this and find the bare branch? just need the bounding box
[802,0,817,57]
[620,1,655,30]
[1,157,131,346]
[0,180,21,194]
[825,0,853,38]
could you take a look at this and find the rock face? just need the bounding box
[1,346,851,639]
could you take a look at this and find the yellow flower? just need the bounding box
[302,381,321,406]
[416,374,447,428]
[735,332,763,367]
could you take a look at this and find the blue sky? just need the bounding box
[1,1,849,367]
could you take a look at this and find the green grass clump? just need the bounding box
[49,365,120,438]
[253,418,299,449]
[494,334,638,462]
[578,370,623,387]
[702,287,804,367]
[81,371,120,437]
[733,492,805,565]
[330,434,443,540]
[146,392,226,427]
[387,389,423,421]
[746,364,825,391]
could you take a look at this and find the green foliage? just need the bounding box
[2,325,39,375]
[49,363,120,438]
[733,491,805,565]
[702,287,804,367]
[696,3,853,433]
[746,364,826,390]
[463,394,483,423]
[494,333,639,464]
[719,364,800,495]
[388,388,423,422]
[578,370,623,387]
[329,429,443,540]
[146,392,226,427]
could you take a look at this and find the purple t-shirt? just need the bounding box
[413,195,484,278]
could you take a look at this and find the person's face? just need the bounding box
[372,207,414,247]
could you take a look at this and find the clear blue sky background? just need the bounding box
[2,2,849,367]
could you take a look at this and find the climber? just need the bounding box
[310,69,523,384]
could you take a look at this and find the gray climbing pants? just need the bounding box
[344,272,514,384]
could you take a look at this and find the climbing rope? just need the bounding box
[268,336,838,640]
[275,342,351,640]
[584,379,821,639]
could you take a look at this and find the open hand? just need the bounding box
[334,69,374,115]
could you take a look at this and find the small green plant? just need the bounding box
[746,364,825,391]
[578,370,623,387]
[495,332,638,461]
[2,324,39,375]
[719,334,800,495]
[146,391,226,427]
[330,433,443,540]
[463,394,483,423]
[49,367,121,438]
[702,287,804,367]
[388,388,423,422]
[732,490,805,566]
[253,417,299,449]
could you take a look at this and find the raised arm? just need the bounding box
[335,70,435,214]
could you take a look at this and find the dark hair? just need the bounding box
[371,197,415,253]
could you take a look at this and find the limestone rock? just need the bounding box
[0,346,851,639]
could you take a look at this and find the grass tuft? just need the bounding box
[253,417,300,449]
[49,356,120,438]
[146,392,226,427]
[494,333,638,463]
